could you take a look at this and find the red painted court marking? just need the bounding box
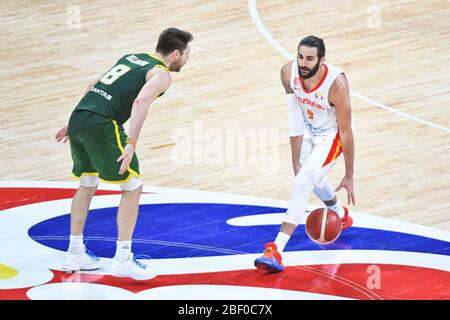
[0,187,154,211]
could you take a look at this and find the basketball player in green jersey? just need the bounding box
[55,28,193,280]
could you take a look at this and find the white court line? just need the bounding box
[248,0,450,134]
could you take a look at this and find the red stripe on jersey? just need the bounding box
[322,132,342,167]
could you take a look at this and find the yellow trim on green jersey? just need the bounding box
[72,172,99,179]
[72,169,137,184]
[98,172,136,184]
[154,64,170,73]
[112,120,141,180]
[148,54,170,72]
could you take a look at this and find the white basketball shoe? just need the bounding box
[110,253,156,281]
[62,248,102,271]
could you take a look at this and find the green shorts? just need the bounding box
[69,120,140,183]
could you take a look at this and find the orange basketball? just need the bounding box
[305,208,342,244]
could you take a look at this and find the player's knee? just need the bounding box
[284,170,316,226]
[79,175,99,188]
[295,169,315,190]
[120,175,143,191]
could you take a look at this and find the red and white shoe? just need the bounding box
[341,207,353,230]
[254,242,284,273]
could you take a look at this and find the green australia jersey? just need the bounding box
[68,54,169,134]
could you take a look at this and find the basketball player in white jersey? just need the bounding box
[254,36,355,273]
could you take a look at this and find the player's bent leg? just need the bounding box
[314,180,353,230]
[117,178,142,241]
[63,181,102,272]
[313,178,336,205]
[255,170,315,273]
[284,169,316,225]
[70,183,98,234]
[110,177,156,280]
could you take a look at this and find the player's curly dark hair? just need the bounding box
[298,36,325,59]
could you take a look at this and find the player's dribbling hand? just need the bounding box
[117,144,135,175]
[55,126,68,143]
[336,175,355,206]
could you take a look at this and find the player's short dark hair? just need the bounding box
[298,36,325,59]
[156,28,193,56]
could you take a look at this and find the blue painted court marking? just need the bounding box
[28,203,450,258]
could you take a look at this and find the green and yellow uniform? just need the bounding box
[68,54,169,183]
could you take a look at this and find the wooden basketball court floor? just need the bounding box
[0,0,449,300]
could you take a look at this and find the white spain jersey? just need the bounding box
[290,60,343,135]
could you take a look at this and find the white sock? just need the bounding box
[274,232,291,253]
[114,241,132,262]
[68,234,84,255]
[327,200,345,218]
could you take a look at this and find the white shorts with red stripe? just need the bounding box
[299,130,342,188]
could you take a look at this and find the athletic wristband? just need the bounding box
[126,137,137,147]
